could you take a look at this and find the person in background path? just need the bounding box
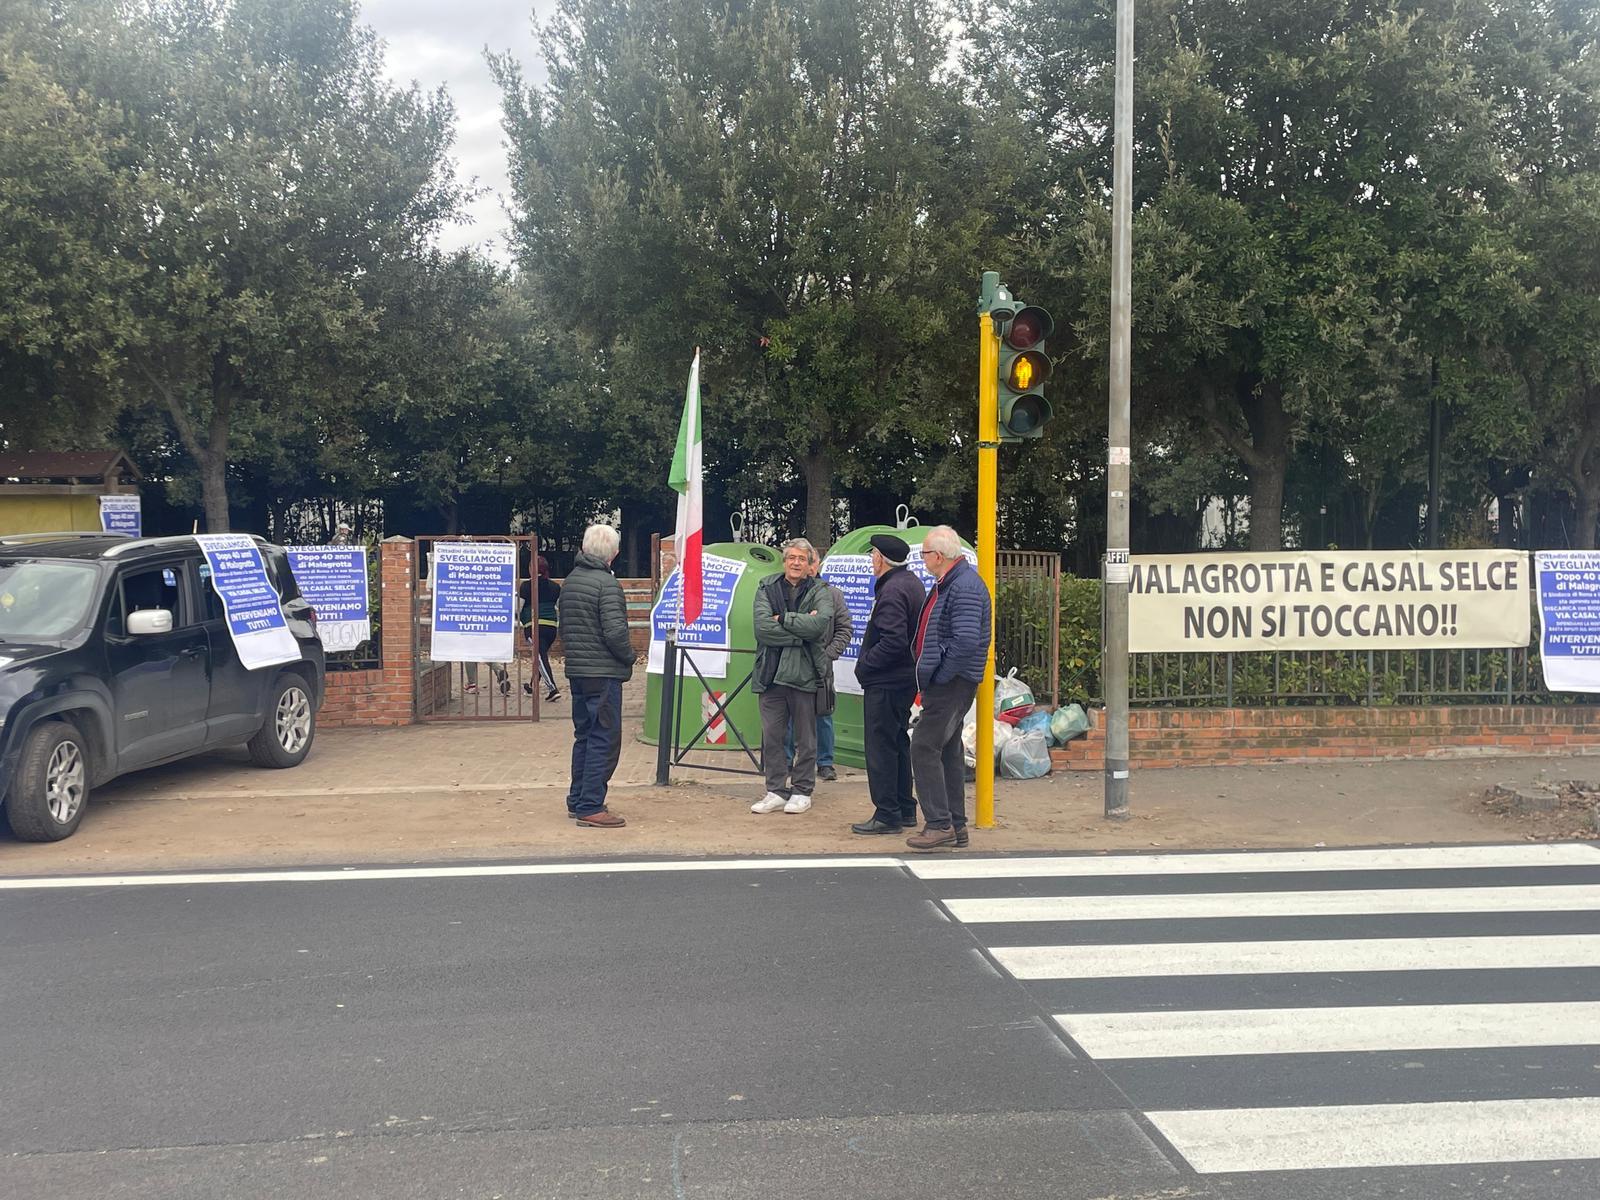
[330,522,352,546]
[557,524,635,828]
[850,533,926,835]
[906,525,991,852]
[752,538,835,815]
[785,546,853,780]
[522,555,562,703]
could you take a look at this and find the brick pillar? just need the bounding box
[380,536,417,723]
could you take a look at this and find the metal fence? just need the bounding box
[1051,578,1591,708]
[995,550,1061,704]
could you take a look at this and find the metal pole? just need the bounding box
[1103,0,1135,821]
[654,634,678,785]
[1427,358,1442,549]
[976,309,1000,829]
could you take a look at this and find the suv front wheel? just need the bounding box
[248,671,317,768]
[6,721,91,841]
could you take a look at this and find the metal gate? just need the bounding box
[996,548,1062,704]
[414,534,544,722]
[653,639,764,781]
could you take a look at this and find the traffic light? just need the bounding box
[996,303,1054,440]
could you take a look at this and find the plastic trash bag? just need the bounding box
[1050,703,1090,744]
[1000,729,1052,779]
[962,719,1013,770]
[993,668,1034,715]
[1017,707,1054,737]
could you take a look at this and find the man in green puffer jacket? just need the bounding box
[751,537,835,815]
[556,524,635,827]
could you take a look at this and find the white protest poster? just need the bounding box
[1535,551,1600,692]
[430,541,516,663]
[195,534,301,670]
[820,545,974,695]
[648,552,747,677]
[286,546,370,650]
[819,554,875,695]
[1128,550,1531,653]
[99,494,141,536]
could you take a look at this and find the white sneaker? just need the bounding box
[783,793,813,814]
[752,792,787,814]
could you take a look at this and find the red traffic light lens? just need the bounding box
[1005,306,1054,350]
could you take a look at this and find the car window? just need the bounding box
[108,564,186,637]
[197,560,227,623]
[0,560,99,640]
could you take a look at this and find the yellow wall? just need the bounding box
[0,495,103,536]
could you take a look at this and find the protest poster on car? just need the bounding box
[1128,550,1530,653]
[195,534,301,670]
[286,545,371,651]
[429,541,516,663]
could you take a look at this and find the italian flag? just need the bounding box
[670,349,704,625]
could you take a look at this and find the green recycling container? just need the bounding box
[641,542,783,755]
[820,524,976,770]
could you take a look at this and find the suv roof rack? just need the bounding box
[0,531,131,545]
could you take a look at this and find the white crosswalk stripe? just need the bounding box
[920,843,1600,1176]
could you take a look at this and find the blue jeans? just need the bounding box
[786,712,834,769]
[567,677,624,815]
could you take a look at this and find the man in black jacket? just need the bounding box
[557,524,635,827]
[850,533,927,834]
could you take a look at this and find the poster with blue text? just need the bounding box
[195,534,300,670]
[99,494,141,536]
[648,552,746,677]
[1536,551,1600,692]
[287,546,371,651]
[430,541,516,663]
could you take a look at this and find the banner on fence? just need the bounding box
[1128,550,1530,653]
[430,542,516,663]
[1535,551,1600,692]
[286,546,370,651]
[821,547,975,695]
[99,494,141,536]
[195,534,301,670]
[648,552,746,677]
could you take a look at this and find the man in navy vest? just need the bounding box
[906,525,991,851]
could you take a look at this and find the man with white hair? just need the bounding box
[751,536,835,814]
[556,523,635,827]
[906,525,991,851]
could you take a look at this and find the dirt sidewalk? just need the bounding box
[2,708,1595,875]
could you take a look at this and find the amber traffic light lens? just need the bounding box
[1006,350,1051,392]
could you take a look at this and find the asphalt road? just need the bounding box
[3,845,1599,1199]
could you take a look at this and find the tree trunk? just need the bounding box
[1576,488,1600,550]
[802,448,833,550]
[1247,456,1287,551]
[199,455,230,532]
[1242,382,1290,551]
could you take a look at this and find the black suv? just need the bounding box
[0,533,325,841]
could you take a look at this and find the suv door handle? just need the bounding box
[179,646,204,658]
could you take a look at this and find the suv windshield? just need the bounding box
[0,560,101,640]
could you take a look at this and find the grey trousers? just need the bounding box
[760,685,817,796]
[911,677,978,829]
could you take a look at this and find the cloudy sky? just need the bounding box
[359,0,546,260]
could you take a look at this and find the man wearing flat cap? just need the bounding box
[850,532,927,834]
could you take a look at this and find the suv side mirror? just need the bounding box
[127,609,174,636]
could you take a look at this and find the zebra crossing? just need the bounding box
[908,842,1600,1176]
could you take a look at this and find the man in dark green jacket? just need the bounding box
[751,538,835,815]
[557,524,635,827]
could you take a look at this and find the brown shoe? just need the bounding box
[906,825,956,852]
[577,811,626,828]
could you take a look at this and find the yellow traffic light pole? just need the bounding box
[975,311,999,829]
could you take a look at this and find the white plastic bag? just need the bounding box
[1000,729,1052,779]
[993,668,1035,714]
[1049,703,1090,744]
[962,719,1013,770]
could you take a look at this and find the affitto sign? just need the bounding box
[1128,550,1530,653]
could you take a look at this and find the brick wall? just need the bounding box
[1051,705,1600,771]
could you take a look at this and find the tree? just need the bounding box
[496,0,987,548]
